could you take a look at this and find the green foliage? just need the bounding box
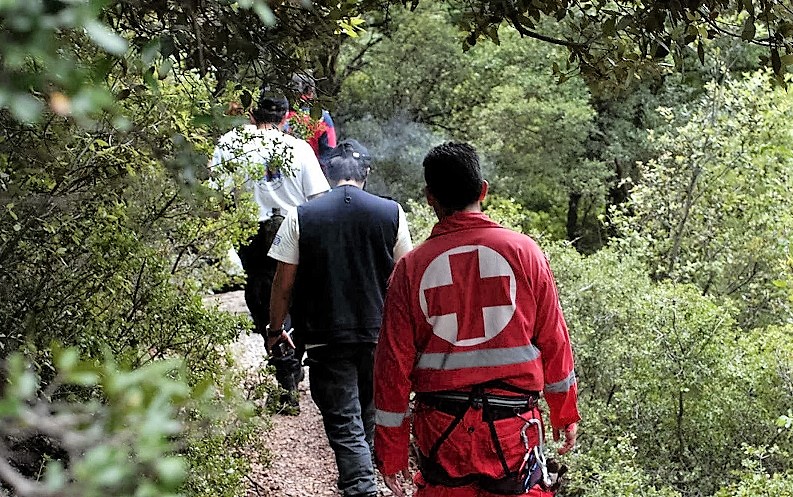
[3,1,793,496]
[0,74,256,368]
[0,0,124,122]
[482,195,564,242]
[0,55,262,497]
[338,5,474,126]
[404,196,793,496]
[433,0,793,88]
[338,5,598,244]
[448,27,597,208]
[0,0,368,124]
[548,244,793,496]
[404,199,435,244]
[340,116,446,203]
[182,364,266,497]
[713,446,793,496]
[400,90,793,494]
[4,0,790,126]
[610,71,793,329]
[565,435,681,497]
[716,471,793,497]
[405,194,552,245]
[0,347,259,497]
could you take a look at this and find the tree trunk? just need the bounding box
[567,192,581,245]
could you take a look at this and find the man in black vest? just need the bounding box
[267,139,412,497]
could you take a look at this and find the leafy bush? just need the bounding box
[713,445,793,497]
[0,346,260,497]
[405,194,549,245]
[548,245,793,496]
[0,60,263,497]
[610,71,793,329]
[564,435,681,497]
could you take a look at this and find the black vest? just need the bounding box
[293,185,399,344]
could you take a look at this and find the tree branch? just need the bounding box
[340,36,384,81]
[0,447,59,497]
[506,13,587,49]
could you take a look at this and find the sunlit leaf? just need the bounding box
[84,19,129,56]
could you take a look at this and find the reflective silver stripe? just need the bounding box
[544,370,576,393]
[376,409,408,427]
[416,344,540,371]
[427,392,535,408]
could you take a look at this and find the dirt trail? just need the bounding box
[208,290,401,497]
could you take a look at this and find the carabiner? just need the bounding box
[519,417,551,488]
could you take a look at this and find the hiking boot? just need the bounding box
[277,390,300,416]
[294,366,305,385]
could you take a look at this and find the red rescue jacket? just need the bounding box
[374,212,580,475]
[284,109,336,159]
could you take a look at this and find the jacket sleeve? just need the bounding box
[532,255,580,430]
[374,257,415,475]
[320,111,337,151]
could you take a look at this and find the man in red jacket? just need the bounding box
[374,142,579,497]
[284,72,337,164]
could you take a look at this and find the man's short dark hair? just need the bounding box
[251,92,288,124]
[325,139,371,183]
[423,142,483,211]
[326,156,368,182]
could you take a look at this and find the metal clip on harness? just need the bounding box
[519,417,551,489]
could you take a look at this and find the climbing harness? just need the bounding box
[415,382,555,495]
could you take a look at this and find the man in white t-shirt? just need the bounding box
[211,92,330,413]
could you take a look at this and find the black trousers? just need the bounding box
[237,222,302,393]
[305,343,378,497]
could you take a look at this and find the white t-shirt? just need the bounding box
[211,125,330,221]
[268,201,413,265]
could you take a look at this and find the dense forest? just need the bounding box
[1,0,792,496]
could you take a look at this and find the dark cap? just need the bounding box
[325,139,371,166]
[257,93,288,113]
[324,139,372,182]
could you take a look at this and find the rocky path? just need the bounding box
[207,291,405,497]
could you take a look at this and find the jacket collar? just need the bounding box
[429,211,501,239]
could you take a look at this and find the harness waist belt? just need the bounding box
[425,391,538,408]
[416,390,539,421]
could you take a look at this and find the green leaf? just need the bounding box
[155,457,187,487]
[54,347,79,373]
[780,54,793,67]
[85,19,129,56]
[157,58,173,80]
[134,482,160,497]
[771,47,781,74]
[43,461,67,492]
[0,398,21,417]
[741,16,756,40]
[10,93,43,123]
[616,16,632,31]
[603,16,616,37]
[6,203,18,220]
[12,370,37,399]
[67,370,101,386]
[252,0,276,26]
